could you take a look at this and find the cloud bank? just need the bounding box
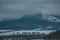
[0,0,60,18]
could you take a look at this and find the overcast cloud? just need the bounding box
[0,0,60,19]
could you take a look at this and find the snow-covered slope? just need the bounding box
[42,15,60,22]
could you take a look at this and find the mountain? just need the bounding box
[0,13,60,30]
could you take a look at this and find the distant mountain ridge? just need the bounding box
[0,13,60,30]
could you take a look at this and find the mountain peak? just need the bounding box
[0,14,60,30]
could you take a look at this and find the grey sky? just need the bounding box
[0,0,60,19]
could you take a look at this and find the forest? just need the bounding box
[0,30,60,40]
